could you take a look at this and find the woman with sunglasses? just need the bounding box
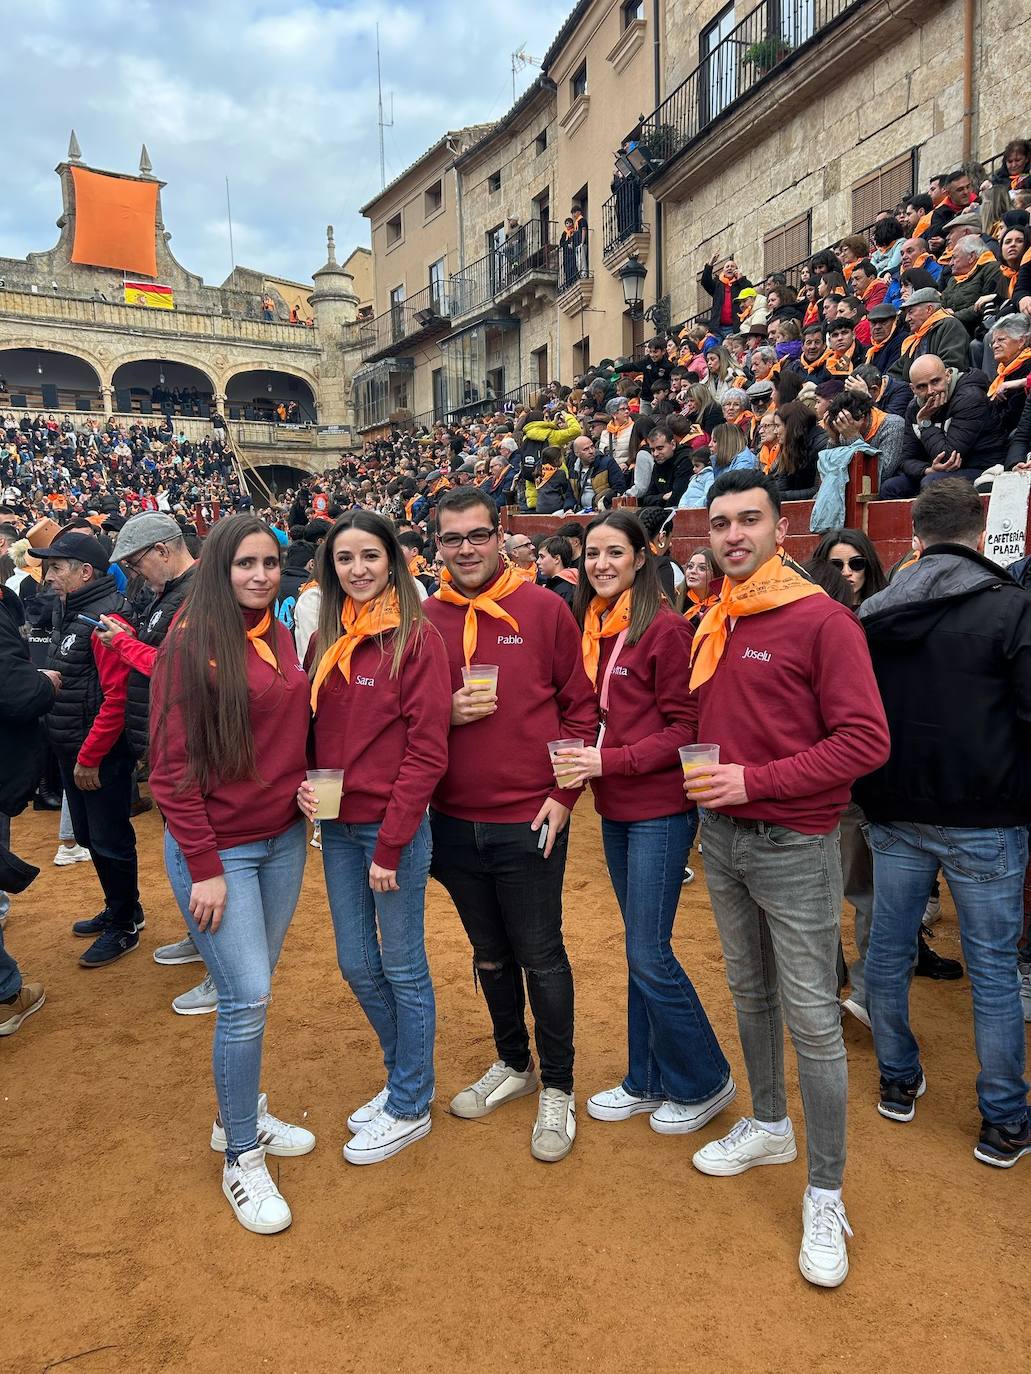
[559,511,734,1136]
[298,512,450,1165]
[809,528,886,609]
[150,515,313,1236]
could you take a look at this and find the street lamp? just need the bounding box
[618,253,647,312]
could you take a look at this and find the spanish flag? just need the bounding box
[124,281,174,309]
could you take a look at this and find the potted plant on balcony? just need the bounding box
[637,122,680,166]
[742,36,792,73]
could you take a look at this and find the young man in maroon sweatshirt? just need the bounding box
[424,487,597,1163]
[684,469,890,1290]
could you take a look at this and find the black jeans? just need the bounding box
[58,738,140,932]
[430,810,575,1092]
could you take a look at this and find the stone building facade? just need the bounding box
[0,139,361,480]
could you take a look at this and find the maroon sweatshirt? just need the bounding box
[149,616,310,881]
[309,626,452,869]
[592,608,696,821]
[686,594,890,834]
[424,571,598,823]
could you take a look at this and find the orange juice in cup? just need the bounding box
[679,744,720,798]
[548,738,584,789]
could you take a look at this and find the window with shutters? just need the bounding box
[763,212,812,279]
[851,152,915,232]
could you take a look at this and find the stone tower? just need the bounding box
[310,225,360,429]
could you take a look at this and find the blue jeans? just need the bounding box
[164,821,307,1159]
[321,817,435,1119]
[866,822,1029,1129]
[602,812,731,1103]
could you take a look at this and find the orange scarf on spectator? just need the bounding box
[435,565,523,666]
[718,271,737,288]
[913,212,933,239]
[689,551,823,689]
[800,348,829,374]
[581,589,631,687]
[1001,246,1031,297]
[310,591,401,708]
[538,463,559,485]
[864,407,889,442]
[803,301,820,327]
[865,325,897,363]
[758,442,780,473]
[842,262,856,281]
[430,476,451,496]
[246,610,279,671]
[950,249,998,284]
[900,308,950,356]
[987,349,1031,399]
[825,343,856,376]
[607,418,631,435]
[685,586,719,621]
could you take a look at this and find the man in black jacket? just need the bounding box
[856,479,1031,1167]
[29,531,143,969]
[640,338,672,405]
[878,356,1008,499]
[641,423,693,507]
[0,585,58,1035]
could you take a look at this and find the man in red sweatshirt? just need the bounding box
[683,469,890,1290]
[424,487,597,1163]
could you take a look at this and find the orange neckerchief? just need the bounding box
[865,325,897,361]
[842,262,856,281]
[404,495,418,520]
[435,564,523,667]
[950,249,998,284]
[430,476,451,496]
[555,567,579,586]
[800,348,829,373]
[825,343,856,376]
[310,590,401,709]
[864,407,889,442]
[510,563,538,582]
[914,212,933,239]
[246,609,279,671]
[607,418,631,434]
[988,349,1031,399]
[758,441,780,473]
[803,301,820,327]
[901,308,950,356]
[737,300,753,321]
[1002,245,1031,297]
[689,550,823,690]
[538,463,558,485]
[581,589,631,687]
[718,271,737,288]
[685,586,719,618]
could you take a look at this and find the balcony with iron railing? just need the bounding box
[632,0,864,188]
[602,180,647,258]
[358,280,454,363]
[450,220,562,322]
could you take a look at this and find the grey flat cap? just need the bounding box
[112,512,184,562]
[901,288,943,309]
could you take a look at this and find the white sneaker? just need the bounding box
[153,934,203,966]
[586,1084,663,1121]
[531,1088,576,1162]
[840,996,871,1029]
[692,1116,798,1176]
[211,1092,315,1157]
[54,843,91,867]
[1019,964,1031,1024]
[450,1060,539,1119]
[222,1145,292,1235]
[922,895,942,929]
[799,1190,853,1288]
[172,973,217,1016]
[343,1108,431,1165]
[650,1077,737,1135]
[347,1085,389,1134]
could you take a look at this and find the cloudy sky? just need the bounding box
[0,0,572,287]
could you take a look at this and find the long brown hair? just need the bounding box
[313,511,425,679]
[572,510,662,646]
[154,514,281,791]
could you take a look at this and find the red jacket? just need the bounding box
[592,609,696,821]
[687,594,890,833]
[149,618,310,881]
[424,573,598,823]
[309,627,452,869]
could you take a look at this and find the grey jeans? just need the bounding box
[700,809,847,1188]
[840,801,873,1004]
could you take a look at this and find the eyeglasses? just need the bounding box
[122,544,155,571]
[437,527,498,551]
[829,556,868,573]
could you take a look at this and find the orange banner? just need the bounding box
[70,167,158,277]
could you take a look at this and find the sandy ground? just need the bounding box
[2,799,1026,1374]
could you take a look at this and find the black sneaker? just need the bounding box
[915,931,963,980]
[974,1118,1031,1169]
[78,925,140,968]
[72,905,145,938]
[877,1073,926,1122]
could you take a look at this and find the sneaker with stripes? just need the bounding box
[221,1146,292,1235]
[210,1092,316,1157]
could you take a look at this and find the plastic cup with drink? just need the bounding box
[548,738,585,789]
[462,663,499,702]
[305,768,344,821]
[679,744,720,799]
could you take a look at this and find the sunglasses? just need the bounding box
[829,556,867,573]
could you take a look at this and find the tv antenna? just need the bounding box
[376,23,394,189]
[511,46,539,103]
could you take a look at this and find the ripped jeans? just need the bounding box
[430,810,574,1092]
[164,822,307,1160]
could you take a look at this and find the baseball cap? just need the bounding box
[111,512,184,562]
[27,530,110,571]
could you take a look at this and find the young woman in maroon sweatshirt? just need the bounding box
[150,515,313,1237]
[298,511,451,1167]
[558,510,735,1135]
